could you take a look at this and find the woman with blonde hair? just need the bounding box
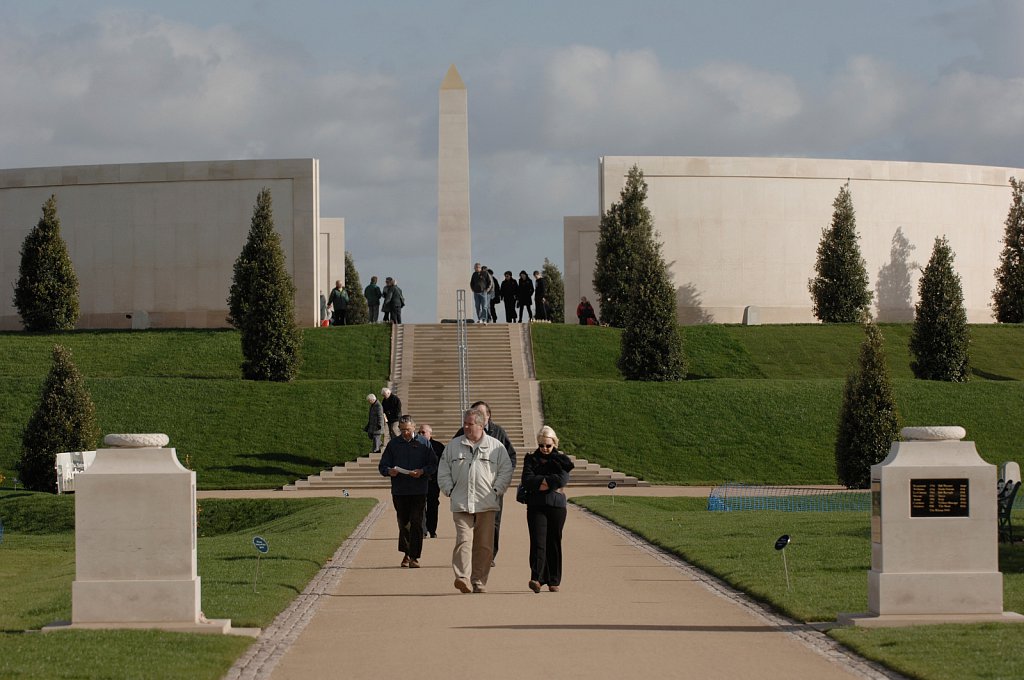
[520,425,574,592]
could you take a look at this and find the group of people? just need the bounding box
[367,396,573,594]
[320,275,406,326]
[470,263,552,324]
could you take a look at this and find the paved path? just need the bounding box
[218,487,898,680]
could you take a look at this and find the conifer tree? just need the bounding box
[992,177,1024,322]
[808,184,873,322]
[910,236,970,381]
[542,258,565,323]
[13,195,79,331]
[227,188,302,381]
[835,323,899,489]
[18,344,99,492]
[594,165,654,327]
[343,251,369,325]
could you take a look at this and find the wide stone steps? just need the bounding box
[283,451,648,489]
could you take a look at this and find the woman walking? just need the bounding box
[521,425,573,592]
[516,270,534,322]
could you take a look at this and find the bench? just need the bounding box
[55,450,96,494]
[998,479,1020,543]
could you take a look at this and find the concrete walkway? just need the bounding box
[217,486,898,680]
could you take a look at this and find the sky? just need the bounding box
[2,0,1023,322]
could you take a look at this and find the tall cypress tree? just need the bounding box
[227,188,302,381]
[910,236,970,381]
[18,344,99,492]
[835,323,900,489]
[542,258,565,323]
[13,195,79,331]
[808,184,873,322]
[343,251,369,325]
[594,165,653,327]
[992,177,1024,322]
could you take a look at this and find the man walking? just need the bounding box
[417,423,446,538]
[327,280,348,325]
[381,387,402,441]
[379,416,436,569]
[438,409,513,593]
[364,275,382,323]
[364,393,385,453]
[470,263,491,323]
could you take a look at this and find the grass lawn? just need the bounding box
[533,323,1024,485]
[0,491,376,679]
[573,496,1024,680]
[0,326,391,489]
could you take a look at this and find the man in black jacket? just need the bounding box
[533,270,547,321]
[381,387,402,441]
[379,416,436,568]
[416,423,446,538]
[453,400,517,562]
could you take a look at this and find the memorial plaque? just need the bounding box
[871,479,881,543]
[910,478,969,517]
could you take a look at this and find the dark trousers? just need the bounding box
[535,296,546,320]
[424,480,441,535]
[493,494,504,559]
[518,302,532,322]
[526,504,567,586]
[503,299,516,323]
[392,495,426,559]
[368,303,379,322]
[331,309,347,325]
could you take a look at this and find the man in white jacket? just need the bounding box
[437,408,513,594]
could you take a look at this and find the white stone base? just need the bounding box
[868,570,1004,616]
[73,578,201,624]
[42,619,257,636]
[837,611,1024,628]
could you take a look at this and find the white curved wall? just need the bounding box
[566,156,1023,324]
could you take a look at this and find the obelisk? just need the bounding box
[437,64,472,321]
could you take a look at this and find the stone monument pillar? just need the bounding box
[437,64,472,321]
[65,433,235,634]
[839,426,1023,627]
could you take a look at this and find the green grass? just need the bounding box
[573,496,1024,680]
[0,492,376,679]
[533,324,1024,485]
[0,326,391,489]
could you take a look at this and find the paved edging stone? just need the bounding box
[577,506,909,680]
[224,500,387,680]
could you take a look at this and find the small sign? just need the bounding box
[774,534,791,550]
[910,478,969,518]
[253,536,269,554]
[607,481,617,490]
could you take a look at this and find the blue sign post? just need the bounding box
[252,536,269,592]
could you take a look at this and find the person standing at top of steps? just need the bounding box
[381,387,402,441]
[453,400,516,564]
[470,263,492,323]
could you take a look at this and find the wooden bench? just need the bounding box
[998,479,1020,543]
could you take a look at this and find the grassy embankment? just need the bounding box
[574,496,1024,680]
[0,326,391,489]
[0,491,376,679]
[532,323,1024,485]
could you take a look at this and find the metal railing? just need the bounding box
[456,289,469,414]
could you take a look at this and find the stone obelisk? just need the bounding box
[437,64,472,321]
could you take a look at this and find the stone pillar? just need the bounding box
[65,433,234,634]
[437,64,472,321]
[839,426,1023,627]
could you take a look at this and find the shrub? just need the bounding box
[226,188,302,381]
[542,258,565,323]
[992,177,1024,323]
[809,184,872,322]
[594,165,653,327]
[910,236,970,381]
[344,251,369,325]
[835,323,900,488]
[17,344,99,492]
[13,195,80,331]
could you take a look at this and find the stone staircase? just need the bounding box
[284,323,647,489]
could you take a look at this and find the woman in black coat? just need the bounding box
[521,425,574,592]
[499,271,519,323]
[516,270,534,322]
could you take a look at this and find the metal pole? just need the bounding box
[456,289,469,414]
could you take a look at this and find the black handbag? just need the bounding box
[515,483,529,504]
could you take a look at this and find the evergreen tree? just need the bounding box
[835,323,900,488]
[227,188,302,381]
[542,258,565,323]
[17,344,99,492]
[13,195,80,331]
[343,251,369,325]
[808,184,873,322]
[594,165,654,327]
[910,236,970,381]
[992,177,1024,322]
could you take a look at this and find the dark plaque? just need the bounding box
[871,479,881,543]
[910,478,969,517]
